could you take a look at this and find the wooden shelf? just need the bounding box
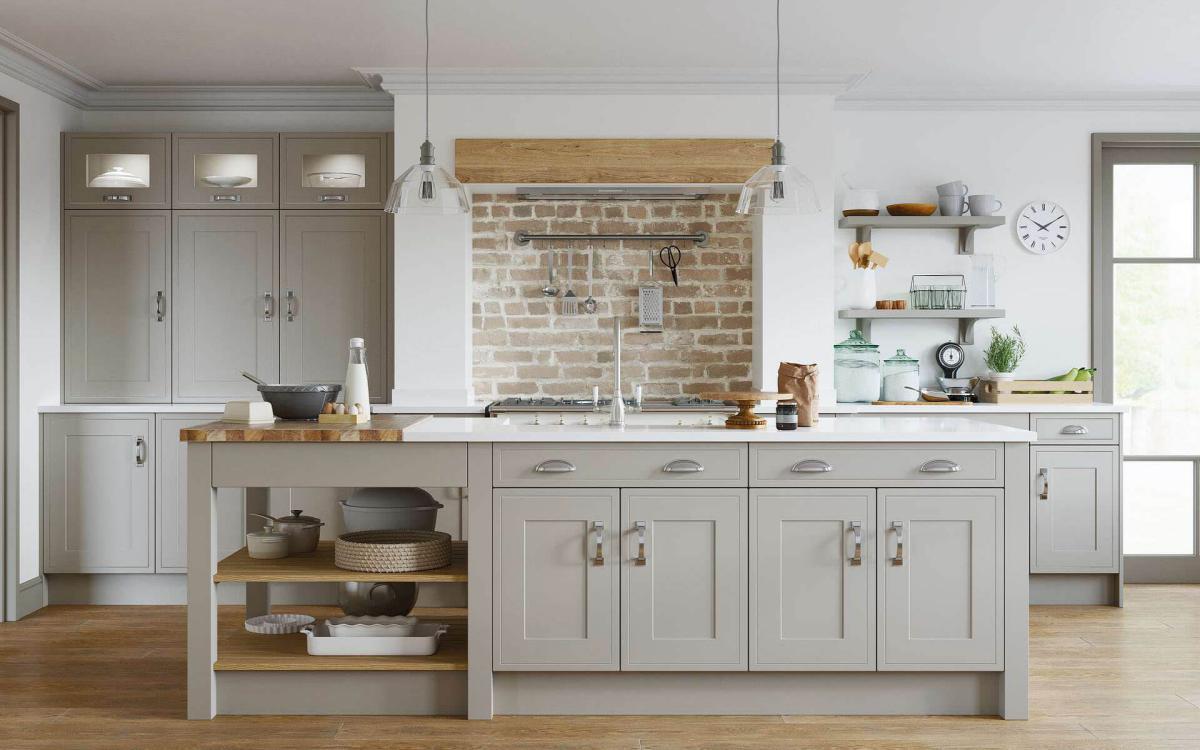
[214,541,467,584]
[838,215,1006,254]
[215,606,467,672]
[838,308,1006,345]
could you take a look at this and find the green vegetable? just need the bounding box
[1048,368,1079,382]
[1074,368,1096,382]
[983,326,1027,375]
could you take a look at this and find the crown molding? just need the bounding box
[356,67,867,96]
[836,90,1200,111]
[86,85,392,111]
[0,27,92,107]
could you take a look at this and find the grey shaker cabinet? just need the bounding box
[42,415,154,573]
[173,133,278,209]
[155,415,246,572]
[1031,446,1119,573]
[63,212,172,403]
[621,488,748,671]
[750,489,876,670]
[280,133,390,209]
[173,212,278,401]
[280,212,388,401]
[493,489,619,670]
[63,133,171,209]
[878,488,1003,670]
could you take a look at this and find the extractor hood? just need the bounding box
[516,185,708,201]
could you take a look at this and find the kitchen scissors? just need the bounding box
[658,244,681,286]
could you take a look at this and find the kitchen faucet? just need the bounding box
[610,317,626,426]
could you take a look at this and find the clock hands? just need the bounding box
[1027,214,1064,232]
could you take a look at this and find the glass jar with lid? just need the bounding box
[881,348,921,402]
[834,330,881,403]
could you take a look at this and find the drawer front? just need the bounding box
[493,443,748,487]
[1032,414,1118,443]
[751,443,1003,487]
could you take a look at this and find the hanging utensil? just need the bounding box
[658,244,681,286]
[583,245,598,314]
[541,251,559,297]
[561,250,578,314]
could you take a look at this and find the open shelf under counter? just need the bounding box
[215,541,468,584]
[838,307,1006,345]
[838,215,1005,254]
[215,606,467,672]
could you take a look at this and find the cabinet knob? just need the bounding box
[890,521,904,566]
[848,521,863,566]
[662,459,704,474]
[791,459,833,473]
[634,520,647,566]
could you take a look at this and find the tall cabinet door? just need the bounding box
[622,488,747,671]
[42,415,153,573]
[878,488,1003,670]
[64,212,171,402]
[156,415,246,572]
[750,489,875,670]
[173,212,278,401]
[494,489,619,670]
[1031,446,1119,572]
[280,212,387,400]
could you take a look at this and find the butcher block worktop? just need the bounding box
[179,415,430,442]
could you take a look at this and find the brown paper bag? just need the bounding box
[778,362,819,427]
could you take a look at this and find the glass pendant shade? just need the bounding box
[736,159,820,216]
[385,144,470,215]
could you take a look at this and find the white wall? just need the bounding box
[0,72,82,587]
[389,90,836,404]
[833,107,1200,386]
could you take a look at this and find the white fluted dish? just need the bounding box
[244,613,315,635]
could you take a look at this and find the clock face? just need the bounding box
[1017,201,1070,255]
[937,342,964,369]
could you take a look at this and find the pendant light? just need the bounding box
[384,0,470,215]
[736,0,819,216]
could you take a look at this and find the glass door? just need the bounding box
[1101,143,1200,582]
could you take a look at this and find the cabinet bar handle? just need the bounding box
[102,194,131,202]
[284,290,297,322]
[662,459,704,473]
[155,291,166,322]
[318,194,347,202]
[1061,424,1089,435]
[890,521,904,565]
[263,291,274,321]
[532,459,576,474]
[135,437,147,467]
[919,459,960,473]
[1038,468,1050,500]
[791,459,833,473]
[634,521,647,565]
[211,194,241,202]
[592,521,605,566]
[848,521,863,566]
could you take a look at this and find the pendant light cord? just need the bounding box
[424,0,429,141]
[775,0,781,141]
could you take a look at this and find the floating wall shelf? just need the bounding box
[838,215,1006,254]
[838,307,1006,345]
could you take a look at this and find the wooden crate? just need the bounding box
[977,379,1094,404]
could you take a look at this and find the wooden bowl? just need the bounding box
[842,209,880,217]
[886,203,937,216]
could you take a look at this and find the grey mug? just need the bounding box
[938,195,967,216]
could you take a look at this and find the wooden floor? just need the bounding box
[1,585,1199,749]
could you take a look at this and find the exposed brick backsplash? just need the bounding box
[472,193,753,400]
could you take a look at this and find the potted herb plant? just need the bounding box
[983,325,1026,380]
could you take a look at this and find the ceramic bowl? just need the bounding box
[886,203,937,216]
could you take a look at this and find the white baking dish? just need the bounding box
[300,621,448,656]
[325,614,417,637]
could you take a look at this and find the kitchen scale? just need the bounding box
[936,341,976,402]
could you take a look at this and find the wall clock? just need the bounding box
[1017,200,1070,255]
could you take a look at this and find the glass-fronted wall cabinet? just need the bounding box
[281,133,390,209]
[63,134,170,209]
[173,134,278,209]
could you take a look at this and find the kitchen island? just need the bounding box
[183,415,1033,720]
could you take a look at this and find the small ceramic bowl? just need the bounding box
[886,203,937,216]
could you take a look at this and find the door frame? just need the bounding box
[0,97,17,621]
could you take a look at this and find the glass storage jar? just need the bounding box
[834,330,881,403]
[881,348,921,402]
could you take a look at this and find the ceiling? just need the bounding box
[2,0,1199,102]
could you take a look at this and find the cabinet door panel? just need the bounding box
[751,489,875,670]
[281,134,390,209]
[622,488,747,670]
[280,212,387,400]
[494,489,619,670]
[64,134,170,209]
[43,415,153,573]
[156,415,246,572]
[1032,447,1119,572]
[173,212,278,401]
[879,489,1002,670]
[64,212,171,402]
[173,133,278,209]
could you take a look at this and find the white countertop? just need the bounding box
[828,402,1126,414]
[402,415,1036,443]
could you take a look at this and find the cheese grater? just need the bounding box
[638,249,664,332]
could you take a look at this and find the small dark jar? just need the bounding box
[775,401,799,431]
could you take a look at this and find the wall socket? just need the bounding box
[638,285,664,332]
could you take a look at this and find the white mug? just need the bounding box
[843,188,880,213]
[937,181,969,197]
[938,195,967,216]
[968,194,1003,216]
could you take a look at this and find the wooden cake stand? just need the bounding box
[700,391,793,429]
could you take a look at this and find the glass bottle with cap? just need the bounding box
[343,337,371,418]
[834,330,881,403]
[881,348,921,402]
